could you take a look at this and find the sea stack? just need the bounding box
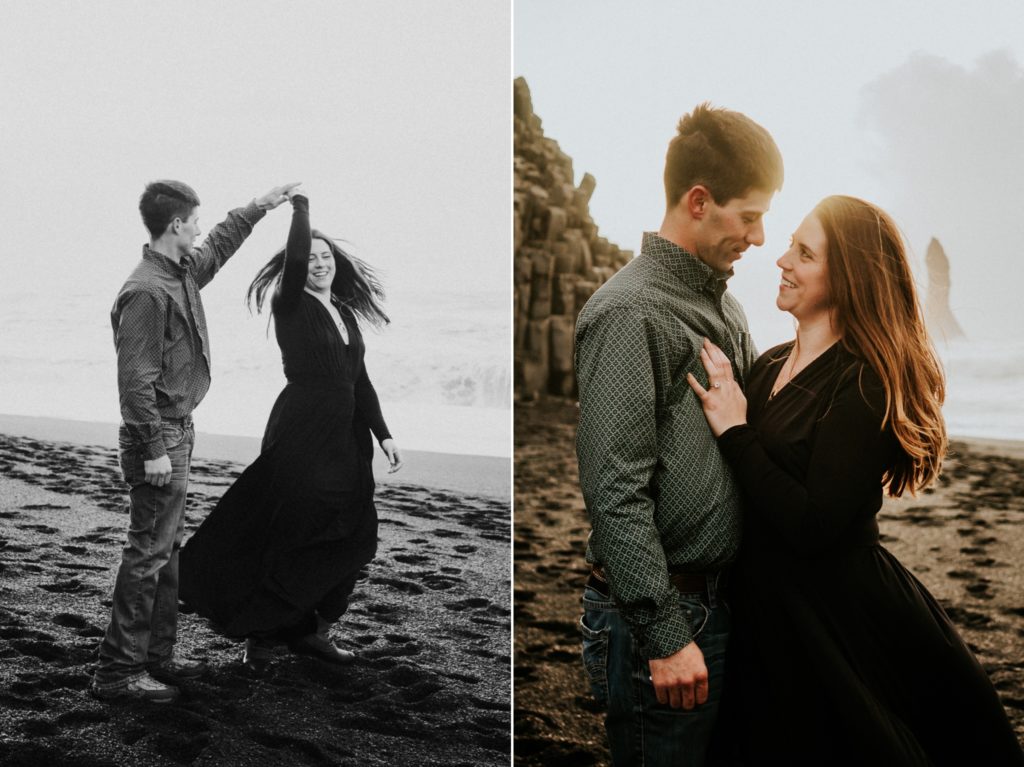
[924,238,965,342]
[513,77,632,401]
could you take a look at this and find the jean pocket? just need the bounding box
[679,597,710,641]
[579,613,611,706]
[161,423,186,450]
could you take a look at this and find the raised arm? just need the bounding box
[190,183,301,288]
[272,194,312,314]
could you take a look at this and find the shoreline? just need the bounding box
[0,412,510,502]
[0,416,511,764]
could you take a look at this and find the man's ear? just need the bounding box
[684,185,712,220]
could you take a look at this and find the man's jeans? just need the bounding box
[580,575,730,766]
[95,420,194,686]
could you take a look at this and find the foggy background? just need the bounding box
[1,0,511,457]
[514,0,1023,347]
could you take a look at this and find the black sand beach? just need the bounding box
[513,398,1024,766]
[0,420,511,766]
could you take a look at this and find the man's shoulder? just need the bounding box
[116,261,172,305]
[580,257,658,313]
[579,254,703,327]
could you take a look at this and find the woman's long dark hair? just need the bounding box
[246,228,390,327]
[814,195,946,497]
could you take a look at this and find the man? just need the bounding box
[575,104,783,765]
[91,179,299,702]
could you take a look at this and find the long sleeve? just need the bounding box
[190,201,266,289]
[273,195,311,314]
[112,289,167,459]
[575,306,692,658]
[718,365,893,553]
[355,361,391,445]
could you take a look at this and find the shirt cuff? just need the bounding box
[124,422,167,460]
[239,200,268,224]
[637,608,693,660]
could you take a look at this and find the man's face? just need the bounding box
[693,188,773,274]
[174,208,201,255]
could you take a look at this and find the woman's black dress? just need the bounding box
[180,196,390,640]
[715,342,1022,765]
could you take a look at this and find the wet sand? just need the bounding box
[514,398,1024,766]
[0,425,510,766]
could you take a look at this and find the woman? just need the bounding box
[686,196,1022,764]
[180,191,401,673]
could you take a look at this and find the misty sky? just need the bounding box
[1,0,510,304]
[514,0,1024,348]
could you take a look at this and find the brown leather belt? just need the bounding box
[589,564,724,599]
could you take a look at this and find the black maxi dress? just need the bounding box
[714,342,1022,765]
[179,195,391,640]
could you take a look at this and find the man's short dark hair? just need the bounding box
[664,103,784,209]
[139,180,200,237]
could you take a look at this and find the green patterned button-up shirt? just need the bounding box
[575,232,756,659]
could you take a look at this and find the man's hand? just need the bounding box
[381,438,403,474]
[144,454,173,487]
[648,641,709,710]
[254,182,303,211]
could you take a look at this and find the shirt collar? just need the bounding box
[640,232,732,298]
[142,244,190,275]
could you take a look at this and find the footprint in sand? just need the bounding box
[424,574,462,590]
[369,576,425,596]
[393,553,431,565]
[52,613,104,638]
[16,524,61,535]
[247,730,338,765]
[39,578,100,596]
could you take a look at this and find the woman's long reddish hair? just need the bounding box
[814,195,947,496]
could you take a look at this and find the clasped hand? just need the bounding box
[685,337,747,437]
[254,182,303,211]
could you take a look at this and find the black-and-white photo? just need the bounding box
[0,2,511,764]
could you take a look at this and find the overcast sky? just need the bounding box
[1,0,510,304]
[514,0,1024,348]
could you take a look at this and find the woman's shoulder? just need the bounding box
[829,345,887,414]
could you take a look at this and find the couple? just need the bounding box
[91,181,401,703]
[575,105,1023,764]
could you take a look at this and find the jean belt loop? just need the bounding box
[707,573,718,609]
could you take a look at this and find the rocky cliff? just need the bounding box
[513,77,632,400]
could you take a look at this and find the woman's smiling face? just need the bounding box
[776,212,830,321]
[305,238,335,294]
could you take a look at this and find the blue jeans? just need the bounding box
[95,420,194,686]
[580,575,730,766]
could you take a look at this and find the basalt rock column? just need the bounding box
[924,238,965,342]
[513,77,632,400]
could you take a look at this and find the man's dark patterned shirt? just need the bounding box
[575,232,756,659]
[111,202,265,459]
